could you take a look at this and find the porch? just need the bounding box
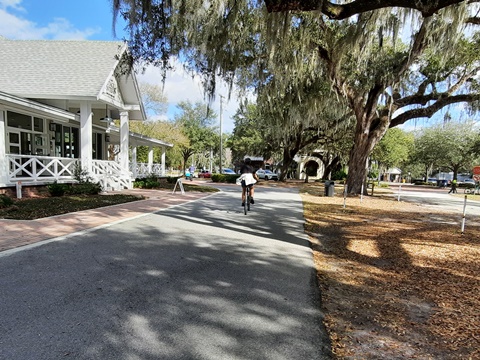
[5,154,168,192]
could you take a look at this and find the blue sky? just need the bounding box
[0,0,240,132]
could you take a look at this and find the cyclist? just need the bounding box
[238,158,258,206]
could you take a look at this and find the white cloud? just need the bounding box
[0,0,23,11]
[137,59,248,133]
[0,0,250,132]
[0,8,98,40]
[0,0,99,40]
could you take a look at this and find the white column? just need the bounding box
[131,144,137,178]
[119,111,129,172]
[0,110,8,185]
[79,102,93,174]
[161,147,166,176]
[148,146,153,173]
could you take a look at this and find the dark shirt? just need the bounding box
[240,164,254,174]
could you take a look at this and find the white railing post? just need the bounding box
[79,101,93,176]
[0,111,7,186]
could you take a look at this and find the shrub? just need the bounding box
[331,170,347,181]
[0,194,14,208]
[67,182,102,195]
[167,176,181,184]
[47,181,67,197]
[211,174,238,183]
[73,164,94,183]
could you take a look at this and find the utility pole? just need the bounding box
[219,95,224,174]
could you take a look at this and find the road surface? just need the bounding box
[0,184,331,360]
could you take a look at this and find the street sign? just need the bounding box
[473,166,480,175]
[473,174,480,182]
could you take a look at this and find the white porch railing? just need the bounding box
[7,154,78,183]
[91,160,131,191]
[5,155,168,190]
[130,162,166,178]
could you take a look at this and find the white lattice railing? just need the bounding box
[91,160,131,190]
[130,162,166,178]
[7,154,79,183]
[5,155,170,190]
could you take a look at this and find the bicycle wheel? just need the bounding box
[247,188,251,211]
[244,188,248,215]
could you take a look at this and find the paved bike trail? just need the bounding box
[0,185,331,359]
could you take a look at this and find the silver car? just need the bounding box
[256,169,278,181]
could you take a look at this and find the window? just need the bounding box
[7,111,33,130]
[34,117,44,132]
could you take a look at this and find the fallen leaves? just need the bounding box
[301,185,480,359]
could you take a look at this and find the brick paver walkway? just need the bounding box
[0,190,211,253]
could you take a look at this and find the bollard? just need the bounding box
[461,195,467,235]
[397,185,402,201]
[360,182,364,203]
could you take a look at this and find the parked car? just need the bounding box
[427,178,437,185]
[461,179,476,188]
[256,169,278,181]
[222,168,236,175]
[198,170,212,178]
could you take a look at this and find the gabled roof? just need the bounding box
[0,38,146,120]
[0,38,125,99]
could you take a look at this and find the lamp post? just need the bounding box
[219,95,224,174]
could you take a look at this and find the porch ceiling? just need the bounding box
[0,91,75,122]
[107,126,173,148]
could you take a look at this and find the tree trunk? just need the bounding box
[279,147,297,181]
[346,110,389,194]
[323,155,341,180]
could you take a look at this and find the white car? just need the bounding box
[256,169,278,181]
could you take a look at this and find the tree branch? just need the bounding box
[264,0,468,19]
[390,93,480,127]
[466,17,480,24]
[396,66,480,107]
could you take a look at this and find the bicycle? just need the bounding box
[243,184,252,215]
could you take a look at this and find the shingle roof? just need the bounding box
[0,38,125,99]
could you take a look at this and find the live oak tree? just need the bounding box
[113,0,480,193]
[255,75,354,181]
[412,121,480,181]
[228,102,272,166]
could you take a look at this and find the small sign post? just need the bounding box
[16,181,22,199]
[172,178,185,195]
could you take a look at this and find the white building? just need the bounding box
[0,37,172,192]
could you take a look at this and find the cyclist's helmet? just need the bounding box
[244,158,251,164]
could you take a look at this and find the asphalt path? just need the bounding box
[388,184,480,217]
[0,184,331,360]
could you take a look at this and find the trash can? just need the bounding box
[324,180,335,197]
